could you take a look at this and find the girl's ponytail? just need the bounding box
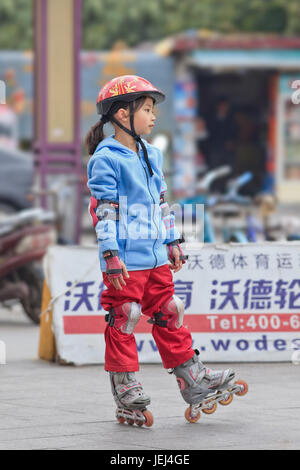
[85,118,106,155]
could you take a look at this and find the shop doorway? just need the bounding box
[193,69,273,195]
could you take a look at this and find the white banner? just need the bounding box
[45,243,300,365]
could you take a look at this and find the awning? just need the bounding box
[188,49,300,70]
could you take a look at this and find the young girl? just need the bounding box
[86,75,235,426]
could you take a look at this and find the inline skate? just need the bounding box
[171,351,248,423]
[110,372,154,427]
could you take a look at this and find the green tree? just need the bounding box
[0,0,33,50]
[0,0,300,51]
[82,0,300,48]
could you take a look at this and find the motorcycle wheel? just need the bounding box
[18,263,44,324]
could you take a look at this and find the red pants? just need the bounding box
[101,263,194,372]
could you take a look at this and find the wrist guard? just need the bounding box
[103,250,122,278]
[167,239,188,264]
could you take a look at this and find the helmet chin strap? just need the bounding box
[110,102,154,177]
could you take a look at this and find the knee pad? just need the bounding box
[152,295,185,331]
[105,302,141,334]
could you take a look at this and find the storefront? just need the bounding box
[166,34,300,202]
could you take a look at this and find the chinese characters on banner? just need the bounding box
[46,244,300,364]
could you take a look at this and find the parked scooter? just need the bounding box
[177,166,232,242]
[29,175,80,245]
[176,168,255,243]
[0,208,56,324]
[210,172,253,242]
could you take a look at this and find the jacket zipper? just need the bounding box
[137,152,159,268]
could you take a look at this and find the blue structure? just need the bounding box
[0,50,175,142]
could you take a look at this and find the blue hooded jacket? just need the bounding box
[87,135,181,272]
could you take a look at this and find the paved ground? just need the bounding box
[0,305,300,451]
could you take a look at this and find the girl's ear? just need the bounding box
[116,107,129,122]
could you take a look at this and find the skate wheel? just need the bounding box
[117,416,125,424]
[142,410,154,427]
[202,402,217,414]
[184,406,200,423]
[126,419,135,425]
[234,380,248,396]
[219,393,233,406]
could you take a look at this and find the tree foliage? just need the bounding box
[0,0,33,50]
[0,0,300,51]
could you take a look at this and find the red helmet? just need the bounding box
[96,75,165,115]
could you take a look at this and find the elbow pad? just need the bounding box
[89,196,119,228]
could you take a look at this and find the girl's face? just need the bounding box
[133,97,156,135]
